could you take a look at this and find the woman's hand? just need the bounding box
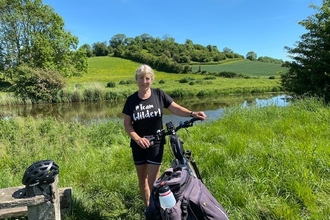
[191,111,207,120]
[135,137,150,149]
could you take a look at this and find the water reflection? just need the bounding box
[165,94,290,125]
[0,94,290,124]
[242,94,289,107]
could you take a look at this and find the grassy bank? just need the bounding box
[0,98,329,219]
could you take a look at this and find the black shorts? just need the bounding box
[131,142,164,165]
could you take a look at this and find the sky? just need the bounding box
[43,0,323,61]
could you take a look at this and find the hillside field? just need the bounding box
[191,59,287,77]
[67,57,285,84]
[65,57,283,97]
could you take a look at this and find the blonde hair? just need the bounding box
[135,64,155,81]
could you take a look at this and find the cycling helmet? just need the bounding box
[22,160,59,186]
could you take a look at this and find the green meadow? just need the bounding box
[0,98,329,219]
[61,57,283,103]
[192,59,287,77]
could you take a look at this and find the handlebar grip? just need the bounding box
[190,117,202,123]
[176,117,202,131]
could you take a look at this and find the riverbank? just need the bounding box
[0,97,328,219]
[0,93,289,124]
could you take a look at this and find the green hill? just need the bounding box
[67,57,286,85]
[64,56,283,98]
[191,60,286,77]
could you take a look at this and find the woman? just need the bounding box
[122,64,206,207]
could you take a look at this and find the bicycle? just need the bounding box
[146,117,203,182]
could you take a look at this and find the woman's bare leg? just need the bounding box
[135,163,161,207]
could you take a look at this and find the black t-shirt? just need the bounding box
[122,88,173,139]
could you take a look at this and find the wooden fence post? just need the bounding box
[26,177,61,220]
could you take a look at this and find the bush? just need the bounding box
[179,78,189,83]
[107,81,116,88]
[204,76,216,80]
[119,80,135,85]
[13,66,65,103]
[217,71,237,78]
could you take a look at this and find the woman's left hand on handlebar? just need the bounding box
[191,111,207,120]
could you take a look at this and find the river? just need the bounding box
[0,94,290,125]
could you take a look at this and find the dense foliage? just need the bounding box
[0,0,88,77]
[13,65,65,103]
[85,34,283,74]
[281,0,330,102]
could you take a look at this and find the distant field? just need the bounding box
[65,56,282,96]
[191,59,287,77]
[67,56,176,84]
[68,57,285,85]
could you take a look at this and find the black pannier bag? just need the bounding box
[146,167,229,220]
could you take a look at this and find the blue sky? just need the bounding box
[43,0,322,61]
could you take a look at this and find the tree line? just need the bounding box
[81,34,284,74]
[83,35,245,73]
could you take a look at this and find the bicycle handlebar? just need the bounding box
[145,118,202,144]
[175,117,201,132]
[146,117,204,181]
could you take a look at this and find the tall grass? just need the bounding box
[1,98,329,219]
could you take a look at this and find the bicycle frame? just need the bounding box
[147,118,203,182]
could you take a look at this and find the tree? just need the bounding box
[92,42,109,56]
[80,44,93,57]
[0,0,87,77]
[109,34,126,48]
[223,47,233,53]
[282,0,330,101]
[246,51,257,61]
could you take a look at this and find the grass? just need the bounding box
[0,57,284,105]
[62,56,283,101]
[0,97,329,219]
[191,59,287,77]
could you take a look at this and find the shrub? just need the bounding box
[217,71,237,78]
[13,66,65,103]
[179,78,189,83]
[119,80,135,85]
[169,89,185,98]
[107,81,116,88]
[204,76,216,80]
